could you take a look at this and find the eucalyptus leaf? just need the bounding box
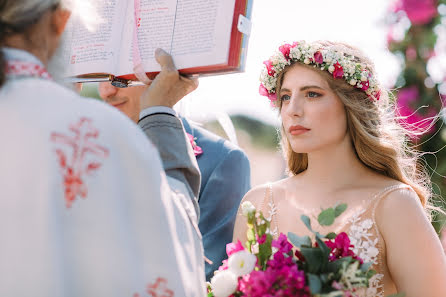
[307,273,322,294]
[300,247,324,273]
[318,208,335,226]
[301,214,312,231]
[325,232,336,240]
[360,262,373,272]
[334,203,347,217]
[386,294,405,297]
[326,256,352,273]
[287,232,312,248]
[315,236,331,258]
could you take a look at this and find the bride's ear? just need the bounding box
[51,8,71,37]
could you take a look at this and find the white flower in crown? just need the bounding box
[259,41,381,104]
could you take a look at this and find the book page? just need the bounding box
[65,0,128,77]
[117,0,236,76]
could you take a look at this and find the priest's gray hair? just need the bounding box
[0,0,100,87]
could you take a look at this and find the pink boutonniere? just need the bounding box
[187,133,203,157]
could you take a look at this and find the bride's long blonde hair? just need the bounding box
[276,41,432,207]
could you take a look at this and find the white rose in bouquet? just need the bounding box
[228,250,257,277]
[241,201,256,217]
[210,270,238,297]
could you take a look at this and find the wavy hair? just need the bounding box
[276,41,432,208]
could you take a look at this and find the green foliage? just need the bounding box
[287,205,377,295]
[245,209,272,269]
[288,232,312,248]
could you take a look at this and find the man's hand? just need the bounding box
[140,48,198,109]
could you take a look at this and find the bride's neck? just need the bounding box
[302,136,369,189]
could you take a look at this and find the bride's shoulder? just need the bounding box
[374,183,427,230]
[241,178,292,207]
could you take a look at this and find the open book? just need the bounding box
[62,0,252,84]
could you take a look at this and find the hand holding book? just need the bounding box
[140,48,198,109]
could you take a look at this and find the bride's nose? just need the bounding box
[285,95,304,117]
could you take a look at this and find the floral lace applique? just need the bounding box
[348,209,383,297]
[265,199,278,237]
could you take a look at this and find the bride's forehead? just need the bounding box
[282,65,329,89]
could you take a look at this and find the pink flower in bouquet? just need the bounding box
[227,240,245,257]
[272,233,293,254]
[325,232,362,263]
[219,240,245,271]
[332,62,344,79]
[257,234,267,244]
[397,86,436,138]
[239,265,310,297]
[396,0,438,25]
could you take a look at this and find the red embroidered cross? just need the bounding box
[51,117,109,208]
[147,277,174,297]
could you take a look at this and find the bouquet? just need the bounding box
[208,202,404,297]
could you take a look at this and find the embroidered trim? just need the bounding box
[5,61,52,80]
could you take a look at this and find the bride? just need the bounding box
[233,40,446,297]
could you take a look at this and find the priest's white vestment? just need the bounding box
[0,48,206,297]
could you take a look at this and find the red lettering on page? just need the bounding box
[51,117,109,208]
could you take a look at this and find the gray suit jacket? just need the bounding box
[138,114,201,218]
[182,119,251,280]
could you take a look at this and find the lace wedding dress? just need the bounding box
[257,183,412,297]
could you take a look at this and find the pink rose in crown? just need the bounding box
[313,51,324,64]
[263,60,275,76]
[396,0,438,25]
[259,84,269,97]
[332,62,344,79]
[279,43,292,60]
[268,92,277,106]
[361,80,370,91]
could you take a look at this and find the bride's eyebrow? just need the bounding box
[300,85,325,91]
[280,85,326,93]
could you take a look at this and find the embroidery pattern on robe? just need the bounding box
[134,277,174,297]
[51,117,109,207]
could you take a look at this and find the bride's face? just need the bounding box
[280,64,348,154]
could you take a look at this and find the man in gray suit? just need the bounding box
[100,81,251,280]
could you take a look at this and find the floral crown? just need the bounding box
[259,41,381,105]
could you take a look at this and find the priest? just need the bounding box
[0,1,206,296]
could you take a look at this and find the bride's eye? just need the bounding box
[307,91,322,98]
[280,94,291,101]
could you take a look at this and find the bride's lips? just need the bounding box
[289,125,310,135]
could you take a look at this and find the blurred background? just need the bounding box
[82,0,446,236]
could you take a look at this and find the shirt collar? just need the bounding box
[2,47,44,66]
